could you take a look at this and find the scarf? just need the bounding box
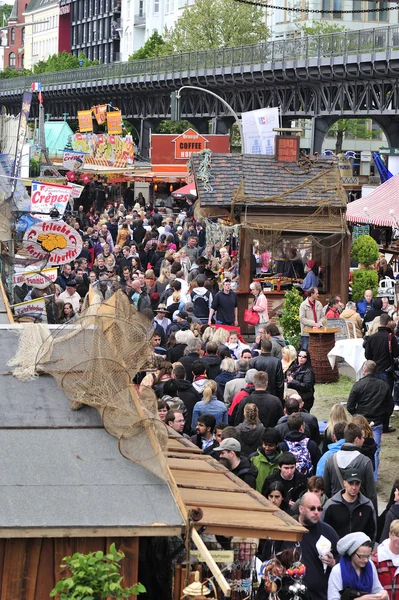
[340,556,373,593]
[308,298,317,323]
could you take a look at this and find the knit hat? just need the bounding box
[337,532,371,557]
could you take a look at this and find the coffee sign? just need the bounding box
[173,129,208,160]
[23,221,83,265]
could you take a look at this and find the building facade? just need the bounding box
[23,0,68,71]
[59,0,122,63]
[5,0,26,70]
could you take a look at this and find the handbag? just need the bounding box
[244,309,260,326]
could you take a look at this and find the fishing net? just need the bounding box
[12,289,170,481]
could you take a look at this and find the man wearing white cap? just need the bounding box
[214,438,258,489]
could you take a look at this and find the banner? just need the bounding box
[106,110,122,135]
[11,91,33,194]
[30,181,72,220]
[13,297,47,322]
[23,221,83,265]
[78,110,93,133]
[242,107,279,155]
[62,149,86,171]
[67,183,84,199]
[73,133,134,168]
[13,267,58,288]
[92,104,108,125]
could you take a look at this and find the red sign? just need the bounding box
[173,129,208,160]
[151,132,230,168]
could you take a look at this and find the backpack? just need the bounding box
[191,290,210,318]
[285,438,313,476]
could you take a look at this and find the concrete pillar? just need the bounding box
[189,119,210,134]
[211,116,235,135]
[373,116,399,149]
[138,119,159,158]
[310,116,338,155]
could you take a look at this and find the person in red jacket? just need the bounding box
[373,519,399,600]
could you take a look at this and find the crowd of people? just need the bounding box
[17,188,399,600]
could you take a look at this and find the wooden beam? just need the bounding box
[191,528,231,598]
[0,526,184,539]
[0,280,13,324]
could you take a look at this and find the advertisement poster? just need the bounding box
[106,110,122,135]
[11,91,33,193]
[30,181,72,220]
[242,107,279,155]
[23,221,83,265]
[67,183,84,199]
[93,104,108,125]
[73,133,134,168]
[78,110,93,133]
[173,129,208,160]
[13,297,47,322]
[62,150,86,171]
[13,267,58,288]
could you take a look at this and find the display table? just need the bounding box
[328,338,365,381]
[303,327,340,383]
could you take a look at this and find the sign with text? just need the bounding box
[173,129,208,160]
[12,91,32,194]
[379,147,399,156]
[78,110,93,133]
[63,150,86,171]
[242,107,279,155]
[73,133,134,168]
[106,109,122,135]
[151,133,230,169]
[30,181,72,220]
[67,183,84,199]
[13,297,47,322]
[23,221,83,265]
[13,267,58,288]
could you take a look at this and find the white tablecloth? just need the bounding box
[328,338,365,380]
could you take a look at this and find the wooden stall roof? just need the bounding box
[167,437,306,542]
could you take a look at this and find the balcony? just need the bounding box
[134,13,145,26]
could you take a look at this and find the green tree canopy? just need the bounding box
[154,119,195,134]
[296,21,346,36]
[129,32,170,60]
[0,4,12,27]
[328,119,374,154]
[164,0,268,52]
[33,51,98,74]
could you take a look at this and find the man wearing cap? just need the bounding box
[321,468,376,541]
[214,438,258,489]
[154,303,171,333]
[184,302,202,324]
[58,280,81,312]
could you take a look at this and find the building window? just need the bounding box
[9,52,15,67]
[154,0,159,12]
[322,0,342,19]
[21,53,24,67]
[21,27,25,45]
[10,28,15,44]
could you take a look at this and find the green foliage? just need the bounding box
[34,51,99,74]
[29,158,40,178]
[297,21,346,36]
[0,4,12,26]
[328,119,374,154]
[0,67,31,79]
[128,32,170,60]
[154,120,196,134]
[164,0,268,52]
[351,269,378,303]
[278,287,302,348]
[49,543,146,600]
[351,234,379,268]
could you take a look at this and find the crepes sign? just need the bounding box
[23,221,83,264]
[30,181,72,220]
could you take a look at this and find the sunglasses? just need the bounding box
[308,506,323,512]
[298,354,308,358]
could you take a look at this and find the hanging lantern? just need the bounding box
[182,571,211,600]
[154,184,158,191]
[170,184,173,192]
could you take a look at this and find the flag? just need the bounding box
[38,90,43,104]
[31,82,42,91]
[373,152,393,184]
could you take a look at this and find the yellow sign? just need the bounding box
[78,110,93,133]
[191,551,234,563]
[107,110,122,135]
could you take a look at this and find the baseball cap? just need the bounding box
[343,469,361,483]
[67,280,77,287]
[185,302,194,313]
[214,438,241,453]
[177,311,188,319]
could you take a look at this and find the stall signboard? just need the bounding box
[78,110,93,133]
[67,183,84,199]
[13,267,58,288]
[63,150,86,171]
[13,297,47,322]
[379,148,399,156]
[353,224,370,240]
[106,110,123,135]
[173,129,208,160]
[30,181,72,220]
[23,221,83,265]
[73,133,134,168]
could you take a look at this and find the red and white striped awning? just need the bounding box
[347,176,399,227]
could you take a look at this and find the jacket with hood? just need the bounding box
[231,456,258,489]
[174,379,201,432]
[364,326,399,373]
[235,390,283,429]
[276,410,321,445]
[192,376,207,396]
[229,384,254,425]
[235,421,265,457]
[279,430,321,475]
[323,442,377,509]
[316,438,345,477]
[380,502,399,542]
[202,354,222,380]
[190,287,212,319]
[340,309,363,338]
[191,396,228,430]
[251,448,281,493]
[249,353,284,400]
[215,370,236,396]
[271,335,286,360]
[322,489,376,540]
[372,538,399,600]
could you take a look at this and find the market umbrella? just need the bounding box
[171,183,197,198]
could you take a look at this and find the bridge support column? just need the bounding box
[311,116,338,155]
[138,119,161,159]
[210,116,235,135]
[189,119,210,135]
[372,116,399,149]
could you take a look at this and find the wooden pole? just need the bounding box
[191,528,231,598]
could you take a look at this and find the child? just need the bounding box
[226,331,250,360]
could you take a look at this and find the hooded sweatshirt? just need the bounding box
[251,448,281,493]
[322,489,376,541]
[231,456,258,489]
[202,354,222,380]
[316,438,345,477]
[271,335,286,359]
[235,421,265,457]
[380,502,399,542]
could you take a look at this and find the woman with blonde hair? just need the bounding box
[191,380,228,430]
[323,403,349,452]
[352,414,377,473]
[215,357,236,396]
[281,345,297,374]
[235,403,265,456]
[155,267,170,297]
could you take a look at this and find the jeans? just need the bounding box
[300,336,309,350]
[371,424,383,481]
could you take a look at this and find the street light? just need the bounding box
[173,85,245,154]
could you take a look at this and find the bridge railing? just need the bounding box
[0,24,398,92]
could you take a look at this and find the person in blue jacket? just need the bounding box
[316,421,346,477]
[356,289,374,319]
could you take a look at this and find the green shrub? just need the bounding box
[351,234,379,268]
[278,287,302,348]
[351,269,378,303]
[50,543,145,599]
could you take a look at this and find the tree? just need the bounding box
[351,234,379,302]
[328,119,373,154]
[0,4,12,26]
[278,287,302,348]
[164,0,268,52]
[154,119,196,134]
[33,51,98,74]
[296,21,346,36]
[128,32,170,60]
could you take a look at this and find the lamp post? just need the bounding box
[173,85,245,154]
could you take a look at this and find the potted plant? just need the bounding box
[278,287,302,348]
[50,543,146,599]
[350,234,379,302]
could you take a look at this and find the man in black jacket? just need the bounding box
[276,395,321,444]
[214,438,258,489]
[250,339,284,401]
[347,359,393,475]
[179,339,204,383]
[201,342,222,380]
[172,363,201,432]
[261,451,307,504]
[235,371,283,428]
